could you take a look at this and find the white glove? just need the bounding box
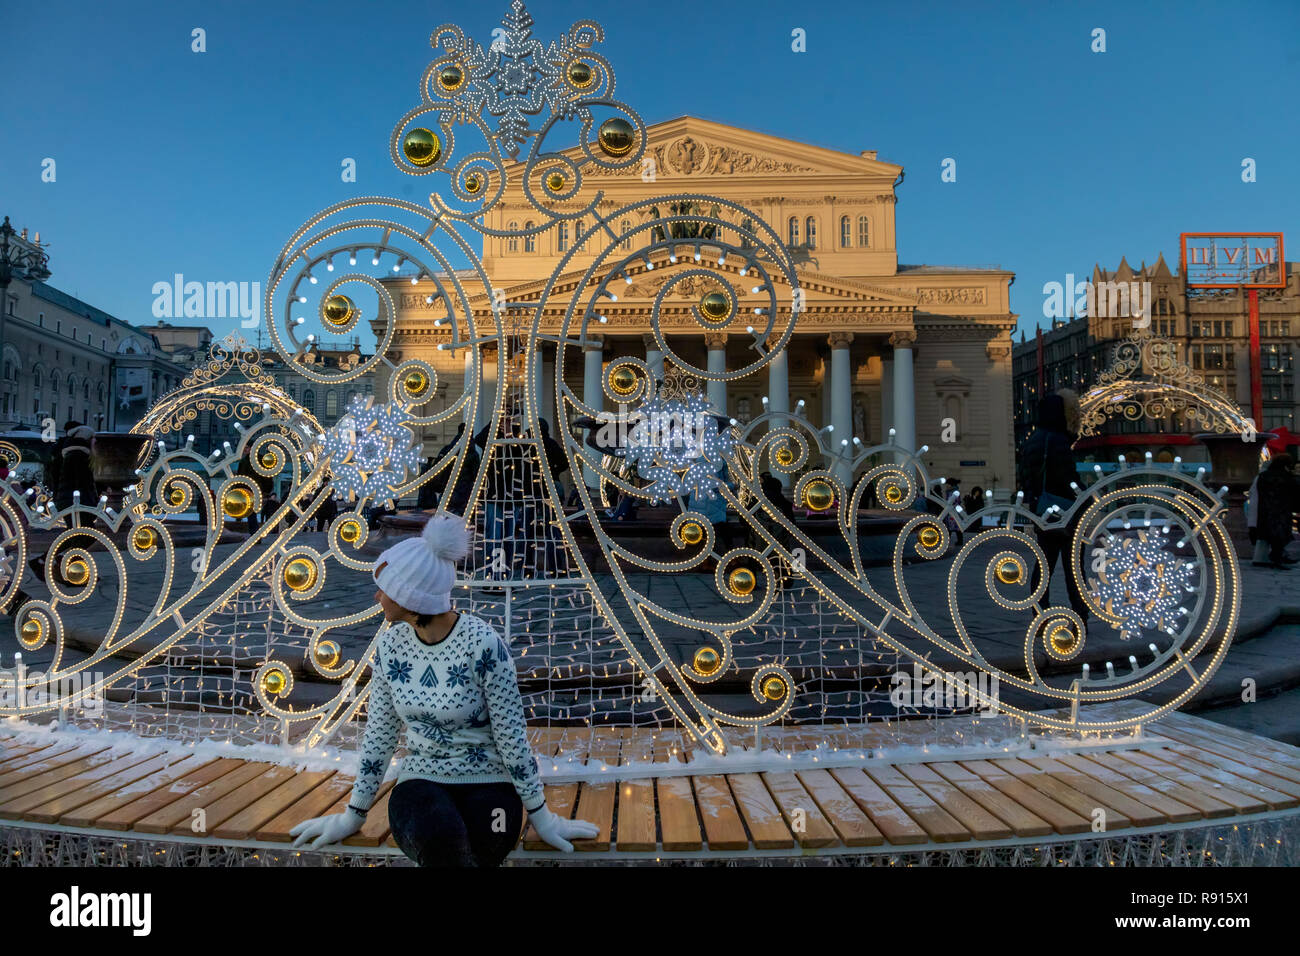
[290,808,365,850]
[529,804,599,852]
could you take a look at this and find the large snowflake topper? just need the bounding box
[616,392,737,502]
[318,396,424,504]
[1088,528,1197,640]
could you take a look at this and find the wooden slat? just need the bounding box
[691,774,749,851]
[1118,749,1268,814]
[796,769,883,847]
[258,773,355,842]
[927,761,1053,838]
[212,770,335,841]
[94,758,244,831]
[762,772,840,848]
[0,741,95,785]
[58,755,208,829]
[1157,716,1300,771]
[897,763,1013,840]
[614,729,656,852]
[167,764,296,836]
[728,772,794,849]
[1164,744,1300,807]
[0,746,125,807]
[1155,722,1300,785]
[573,780,616,852]
[0,742,53,767]
[1057,752,1202,824]
[1100,749,1235,818]
[656,775,702,850]
[958,760,1091,834]
[2,751,170,821]
[132,760,269,834]
[829,767,928,845]
[863,765,969,843]
[1022,755,1167,829]
[345,780,396,847]
[522,784,578,850]
[990,758,1132,830]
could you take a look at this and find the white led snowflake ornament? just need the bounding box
[317,395,424,504]
[1088,529,1197,641]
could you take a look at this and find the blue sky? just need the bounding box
[3,0,1297,345]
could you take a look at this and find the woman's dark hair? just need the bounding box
[414,612,435,628]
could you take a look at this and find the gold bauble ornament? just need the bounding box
[132,526,156,551]
[728,566,756,596]
[261,668,288,696]
[284,557,317,592]
[167,486,186,507]
[774,444,795,467]
[996,558,1022,585]
[918,525,941,549]
[315,641,341,669]
[545,171,566,192]
[567,60,593,88]
[222,486,253,519]
[679,521,704,546]
[259,450,279,470]
[402,127,441,167]
[699,291,729,322]
[597,117,634,157]
[404,369,429,397]
[761,676,787,701]
[464,173,482,193]
[437,63,464,92]
[338,520,362,544]
[19,617,42,646]
[883,484,904,505]
[323,294,355,327]
[693,647,721,677]
[1048,624,1079,656]
[63,558,90,586]
[804,479,834,512]
[610,366,637,396]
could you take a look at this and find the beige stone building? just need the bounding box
[376,117,1017,493]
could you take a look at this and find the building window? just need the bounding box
[840,215,851,248]
[326,390,338,417]
[805,217,817,250]
[56,320,62,335]
[857,216,869,247]
[507,222,518,252]
[557,221,568,252]
[34,370,42,389]
[621,220,630,250]
[740,219,754,250]
[38,312,44,326]
[524,222,535,252]
[303,389,314,411]
[787,217,799,246]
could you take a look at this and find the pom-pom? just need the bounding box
[421,514,471,562]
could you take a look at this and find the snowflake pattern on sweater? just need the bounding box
[348,614,545,814]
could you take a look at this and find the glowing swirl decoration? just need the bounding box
[0,2,1241,754]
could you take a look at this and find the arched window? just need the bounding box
[805,217,817,250]
[326,390,338,417]
[840,216,851,248]
[575,220,584,243]
[741,218,754,250]
[557,221,568,252]
[857,216,869,247]
[507,222,518,252]
[303,389,315,412]
[524,222,535,252]
[69,377,75,395]
[83,382,89,399]
[787,217,799,246]
[620,219,630,250]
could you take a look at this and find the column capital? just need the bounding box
[641,332,662,351]
[985,338,1012,360]
[582,334,606,352]
[827,331,855,349]
[704,332,728,351]
[889,330,917,349]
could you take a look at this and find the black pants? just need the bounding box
[387,779,523,867]
[1030,527,1090,620]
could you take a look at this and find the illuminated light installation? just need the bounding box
[0,2,1241,754]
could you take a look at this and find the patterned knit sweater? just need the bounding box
[348,613,546,814]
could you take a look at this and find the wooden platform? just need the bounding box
[2,712,1299,864]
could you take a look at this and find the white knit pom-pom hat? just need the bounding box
[372,514,471,615]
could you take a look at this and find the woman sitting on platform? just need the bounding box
[291,514,598,865]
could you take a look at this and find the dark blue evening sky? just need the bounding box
[2,0,1296,344]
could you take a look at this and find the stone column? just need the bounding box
[881,353,894,441]
[829,332,855,484]
[582,335,605,488]
[986,339,1014,502]
[767,333,790,487]
[642,332,665,384]
[890,330,917,459]
[705,332,728,416]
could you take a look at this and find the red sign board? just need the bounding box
[1180,232,1286,288]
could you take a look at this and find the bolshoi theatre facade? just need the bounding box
[375,116,1017,494]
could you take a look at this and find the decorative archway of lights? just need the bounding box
[1078,327,1255,438]
[0,2,1240,751]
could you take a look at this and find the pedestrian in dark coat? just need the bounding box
[1256,454,1300,567]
